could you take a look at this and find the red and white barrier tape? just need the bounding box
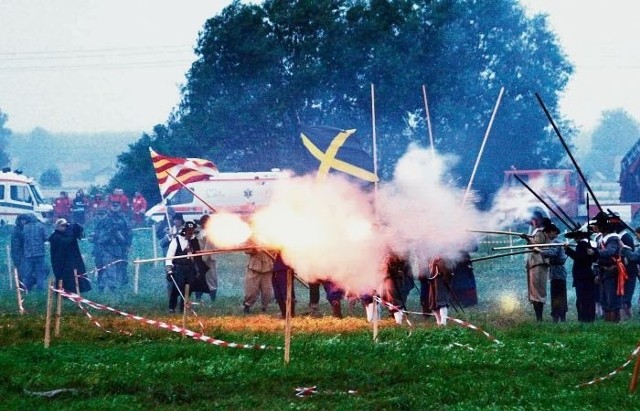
[578,342,640,388]
[374,296,501,344]
[294,386,357,397]
[51,287,278,350]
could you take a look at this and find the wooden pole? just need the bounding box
[6,244,12,290]
[44,277,54,348]
[134,261,140,295]
[421,84,436,158]
[630,350,640,393]
[284,268,293,364]
[152,222,158,266]
[54,279,63,337]
[182,283,190,337]
[74,269,80,296]
[462,86,504,205]
[372,292,379,342]
[14,268,24,315]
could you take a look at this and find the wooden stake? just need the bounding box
[14,268,25,315]
[152,223,158,266]
[7,244,12,290]
[74,269,80,296]
[134,261,140,295]
[284,268,293,364]
[372,291,379,342]
[630,351,640,393]
[54,279,63,337]
[182,283,190,337]
[44,278,54,348]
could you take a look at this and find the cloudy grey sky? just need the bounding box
[0,0,638,134]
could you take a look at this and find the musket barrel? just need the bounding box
[492,243,566,251]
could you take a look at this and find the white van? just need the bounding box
[145,169,288,223]
[0,168,54,225]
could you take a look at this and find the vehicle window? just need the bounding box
[10,185,32,204]
[167,188,194,206]
[0,185,4,200]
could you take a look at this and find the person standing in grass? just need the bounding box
[272,251,295,318]
[592,212,623,323]
[164,221,202,313]
[564,229,597,322]
[21,214,48,291]
[10,214,29,287]
[49,218,91,293]
[242,249,275,314]
[538,224,567,322]
[522,211,550,322]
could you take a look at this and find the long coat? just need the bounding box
[49,225,91,293]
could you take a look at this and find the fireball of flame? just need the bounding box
[204,213,252,248]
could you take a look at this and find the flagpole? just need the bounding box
[462,86,505,206]
[421,84,435,158]
[371,83,379,215]
[166,172,217,213]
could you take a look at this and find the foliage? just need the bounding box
[0,109,11,168]
[581,108,640,181]
[111,0,574,208]
[39,167,62,187]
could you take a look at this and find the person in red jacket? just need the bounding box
[53,191,72,220]
[131,191,147,227]
[108,188,130,214]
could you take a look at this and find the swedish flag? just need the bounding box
[300,125,378,182]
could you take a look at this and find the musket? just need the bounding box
[470,250,532,263]
[511,170,574,230]
[544,193,580,231]
[468,229,526,237]
[492,243,567,251]
[535,93,604,213]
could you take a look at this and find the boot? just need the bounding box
[533,302,543,322]
[307,303,321,318]
[276,299,286,318]
[331,300,343,319]
[209,289,217,303]
[612,310,621,323]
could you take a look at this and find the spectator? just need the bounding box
[108,188,130,214]
[49,218,91,293]
[53,191,72,220]
[71,189,88,224]
[21,214,49,291]
[10,214,29,285]
[89,192,107,219]
[107,201,132,287]
[131,191,148,227]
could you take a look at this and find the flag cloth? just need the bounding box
[149,147,218,197]
[299,125,378,182]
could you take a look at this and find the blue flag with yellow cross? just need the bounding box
[299,125,378,182]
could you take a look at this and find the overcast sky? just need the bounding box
[0,0,638,134]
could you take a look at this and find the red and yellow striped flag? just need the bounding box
[149,147,218,197]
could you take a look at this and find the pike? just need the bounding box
[535,93,604,213]
[492,243,567,251]
[470,250,532,263]
[510,169,574,230]
[544,193,580,231]
[468,229,526,237]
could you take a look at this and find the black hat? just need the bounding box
[565,230,591,239]
[184,221,197,230]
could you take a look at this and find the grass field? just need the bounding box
[1,225,640,410]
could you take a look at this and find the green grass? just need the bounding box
[1,226,640,409]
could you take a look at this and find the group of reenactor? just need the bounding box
[524,209,640,323]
